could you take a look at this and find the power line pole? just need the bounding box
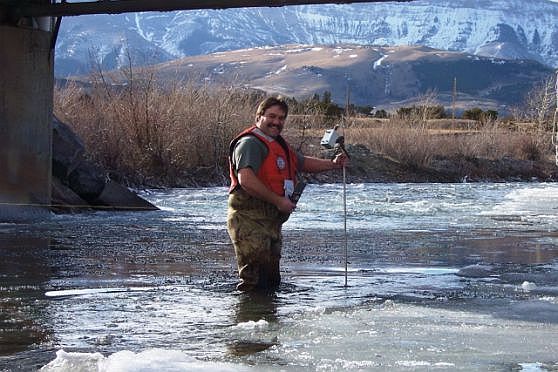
[452,77,457,120]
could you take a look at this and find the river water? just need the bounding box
[1,183,558,371]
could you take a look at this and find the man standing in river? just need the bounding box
[227,96,349,291]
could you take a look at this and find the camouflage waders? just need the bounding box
[227,188,288,291]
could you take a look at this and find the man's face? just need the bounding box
[256,105,286,138]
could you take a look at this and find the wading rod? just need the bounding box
[554,70,558,166]
[343,145,348,287]
[319,87,351,286]
[342,84,350,287]
[332,127,349,287]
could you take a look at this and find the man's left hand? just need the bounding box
[332,152,350,168]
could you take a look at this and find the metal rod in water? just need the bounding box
[554,70,558,166]
[343,160,348,287]
[343,82,350,287]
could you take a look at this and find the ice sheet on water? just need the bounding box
[521,281,537,291]
[456,264,496,278]
[264,300,558,370]
[483,184,558,227]
[519,362,549,371]
[395,360,450,367]
[45,286,154,298]
[381,266,459,275]
[41,349,251,372]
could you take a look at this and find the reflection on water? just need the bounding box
[235,291,279,324]
[1,183,558,370]
[0,237,52,358]
[229,292,280,356]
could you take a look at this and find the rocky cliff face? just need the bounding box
[55,0,558,76]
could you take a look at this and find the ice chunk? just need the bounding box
[521,281,537,291]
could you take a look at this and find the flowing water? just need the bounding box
[1,183,558,371]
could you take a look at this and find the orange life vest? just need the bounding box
[229,126,298,196]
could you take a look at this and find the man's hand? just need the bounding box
[276,197,296,214]
[332,152,350,169]
[238,167,296,213]
[302,153,348,173]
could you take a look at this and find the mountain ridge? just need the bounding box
[55,0,558,76]
[89,44,552,113]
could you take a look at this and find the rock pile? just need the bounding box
[51,116,158,213]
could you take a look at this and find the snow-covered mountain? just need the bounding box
[55,0,558,76]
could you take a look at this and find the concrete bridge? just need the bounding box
[0,0,410,222]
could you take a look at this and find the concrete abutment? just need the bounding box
[0,25,53,221]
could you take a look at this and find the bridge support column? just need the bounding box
[0,25,53,221]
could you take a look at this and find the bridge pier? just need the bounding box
[0,25,53,221]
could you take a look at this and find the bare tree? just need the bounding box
[523,73,557,130]
[418,89,440,128]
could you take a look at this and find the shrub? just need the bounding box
[54,77,255,186]
[374,109,388,118]
[54,68,552,186]
[350,116,552,167]
[462,107,484,121]
[462,108,499,124]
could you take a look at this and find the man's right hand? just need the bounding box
[276,197,296,214]
[238,167,296,214]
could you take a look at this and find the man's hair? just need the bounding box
[256,96,289,119]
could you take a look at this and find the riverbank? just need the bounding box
[51,114,558,207]
[153,144,558,189]
[303,144,558,184]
